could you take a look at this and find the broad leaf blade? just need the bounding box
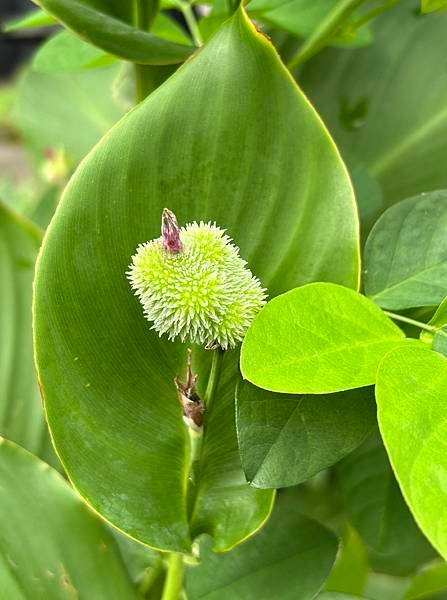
[37,0,193,64]
[364,191,447,310]
[376,344,447,560]
[0,438,135,599]
[241,283,404,394]
[236,381,375,488]
[34,9,359,552]
[186,500,338,600]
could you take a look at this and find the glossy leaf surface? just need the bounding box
[377,345,447,560]
[34,9,359,552]
[0,203,55,464]
[236,381,375,488]
[301,3,447,207]
[364,191,447,310]
[241,283,404,394]
[186,501,338,600]
[0,438,135,599]
[37,0,193,64]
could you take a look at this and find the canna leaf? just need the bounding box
[34,9,359,552]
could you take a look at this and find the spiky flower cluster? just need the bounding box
[127,209,266,349]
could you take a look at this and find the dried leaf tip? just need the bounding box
[175,349,203,432]
[162,208,183,253]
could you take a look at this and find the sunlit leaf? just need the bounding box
[241,283,404,394]
[376,344,447,560]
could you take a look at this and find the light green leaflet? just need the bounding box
[364,191,447,310]
[377,344,447,560]
[34,9,359,552]
[241,283,404,394]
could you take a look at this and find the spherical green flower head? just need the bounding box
[127,210,266,349]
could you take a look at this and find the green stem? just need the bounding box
[287,0,367,70]
[161,553,185,600]
[204,348,225,409]
[177,1,203,47]
[383,310,437,334]
[133,0,160,104]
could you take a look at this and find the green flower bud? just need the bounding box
[127,209,266,349]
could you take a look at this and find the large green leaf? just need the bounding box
[236,381,375,488]
[13,64,124,164]
[301,3,447,208]
[0,203,55,465]
[34,9,359,552]
[185,501,338,599]
[364,191,447,310]
[241,283,404,394]
[337,433,435,575]
[376,345,447,560]
[37,0,193,64]
[0,438,135,598]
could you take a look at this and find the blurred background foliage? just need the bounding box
[1,0,447,598]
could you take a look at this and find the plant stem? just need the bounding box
[204,348,225,409]
[177,1,203,47]
[287,0,366,70]
[133,0,160,104]
[187,349,224,484]
[161,553,185,600]
[383,310,437,334]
